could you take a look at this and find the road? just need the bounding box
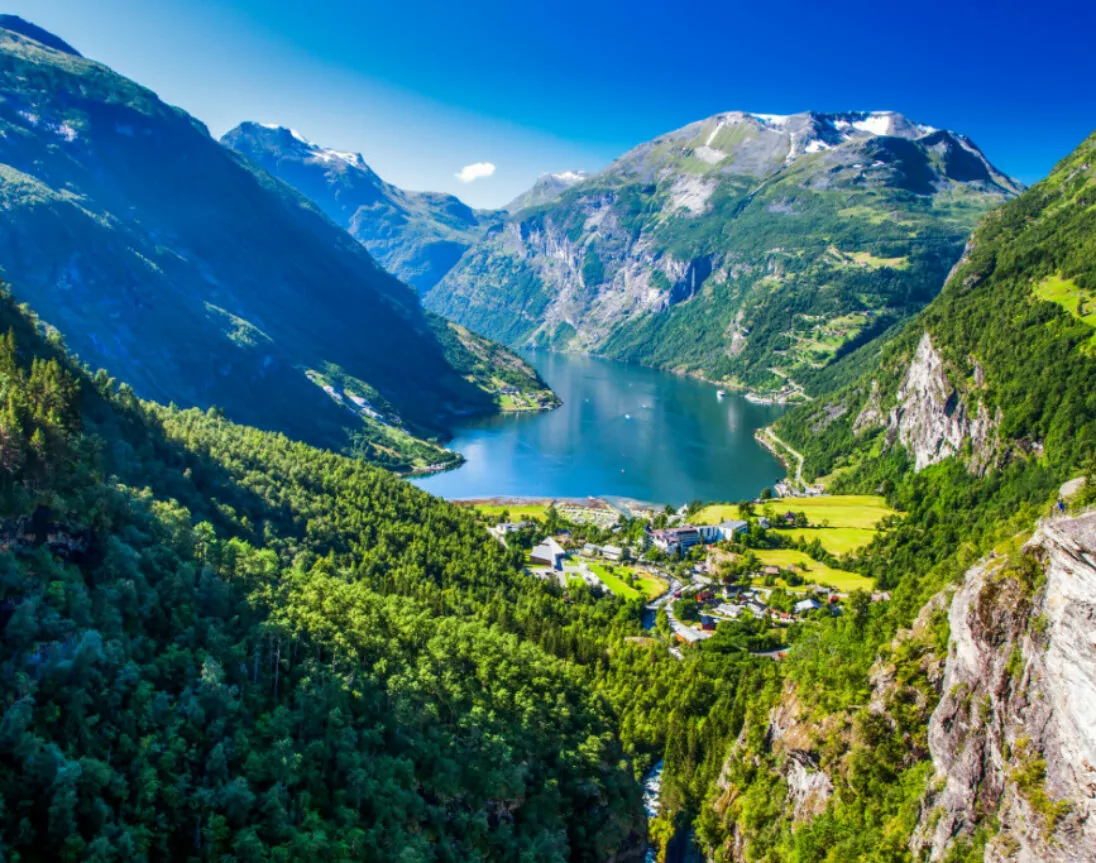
[763,428,805,486]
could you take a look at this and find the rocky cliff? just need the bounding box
[703,509,1096,862]
[852,331,1001,473]
[912,511,1096,861]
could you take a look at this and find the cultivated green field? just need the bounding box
[467,501,551,521]
[752,549,873,592]
[696,494,894,529]
[589,563,665,601]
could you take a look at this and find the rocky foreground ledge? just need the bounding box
[913,511,1096,861]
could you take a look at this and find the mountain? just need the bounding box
[775,127,1096,486]
[426,110,1020,400]
[695,129,1096,860]
[0,22,554,472]
[0,287,645,860]
[505,169,588,214]
[221,121,498,293]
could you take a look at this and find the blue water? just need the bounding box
[412,351,786,505]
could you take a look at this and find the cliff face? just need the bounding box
[912,511,1096,861]
[883,332,1000,473]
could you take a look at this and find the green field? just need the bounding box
[589,563,665,601]
[785,526,879,556]
[752,549,873,592]
[466,501,551,521]
[696,494,894,530]
[696,494,894,557]
[1034,274,1096,349]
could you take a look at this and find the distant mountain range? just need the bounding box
[221,122,500,293]
[424,110,1021,400]
[505,170,588,215]
[0,17,554,472]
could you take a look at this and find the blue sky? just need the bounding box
[10,0,1096,208]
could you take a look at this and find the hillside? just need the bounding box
[426,111,1020,400]
[221,122,499,293]
[689,129,1096,860]
[0,286,646,859]
[0,20,552,473]
[774,128,1096,486]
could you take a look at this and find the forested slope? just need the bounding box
[0,289,641,860]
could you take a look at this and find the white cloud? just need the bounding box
[455,161,496,183]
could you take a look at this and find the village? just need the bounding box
[474,491,895,658]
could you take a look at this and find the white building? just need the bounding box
[530,537,567,570]
[717,520,749,541]
[794,597,822,614]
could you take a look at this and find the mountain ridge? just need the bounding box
[0,20,553,472]
[426,108,1020,400]
[221,121,496,293]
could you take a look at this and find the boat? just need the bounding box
[717,389,726,399]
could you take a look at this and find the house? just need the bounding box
[715,602,741,618]
[674,626,713,644]
[758,516,771,529]
[762,565,782,578]
[581,543,599,557]
[700,615,716,631]
[717,520,749,541]
[746,599,767,618]
[794,597,822,615]
[530,537,567,570]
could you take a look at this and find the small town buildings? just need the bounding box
[794,597,822,614]
[696,524,722,543]
[715,602,741,618]
[649,526,702,555]
[762,565,782,578]
[530,537,567,570]
[758,516,771,529]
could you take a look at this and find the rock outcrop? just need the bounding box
[912,511,1096,861]
[884,332,1000,473]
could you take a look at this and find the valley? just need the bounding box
[0,10,1093,863]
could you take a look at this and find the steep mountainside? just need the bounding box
[427,111,1020,399]
[0,288,645,860]
[222,122,497,293]
[775,129,1096,486]
[0,21,552,472]
[691,130,1096,860]
[505,170,588,215]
